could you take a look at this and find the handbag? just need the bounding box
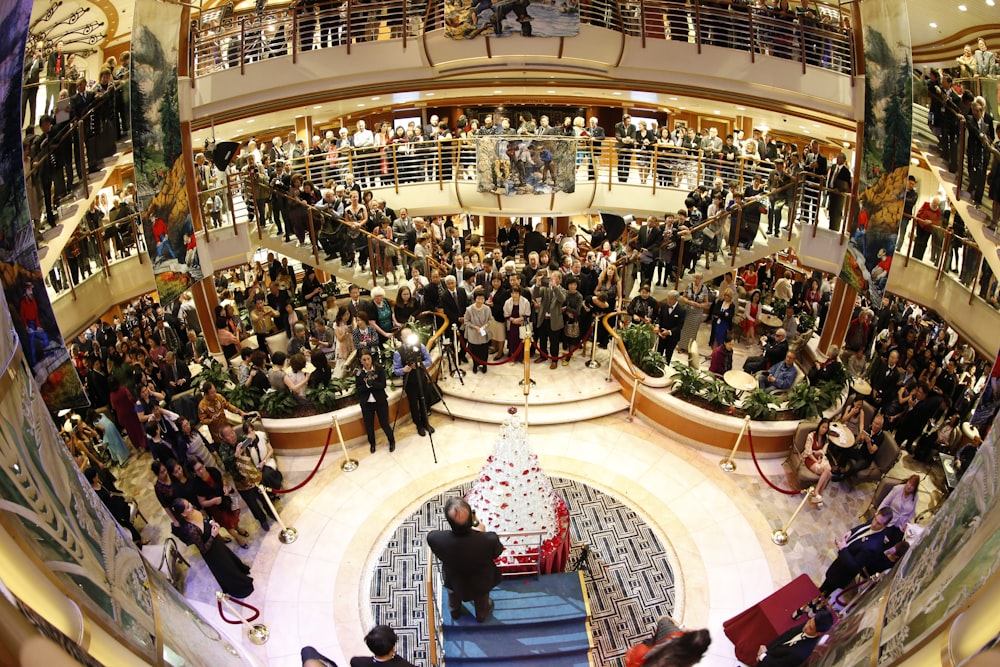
[260,464,283,490]
[519,322,534,340]
[565,321,580,338]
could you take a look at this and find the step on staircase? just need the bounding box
[438,572,594,666]
[431,354,629,425]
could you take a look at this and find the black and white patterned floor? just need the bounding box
[367,476,677,666]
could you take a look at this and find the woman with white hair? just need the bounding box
[369,286,396,346]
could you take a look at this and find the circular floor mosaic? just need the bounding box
[366,476,678,666]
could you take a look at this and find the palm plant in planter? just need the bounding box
[785,382,822,419]
[260,389,299,418]
[742,388,780,421]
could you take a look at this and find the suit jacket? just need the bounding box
[656,301,686,340]
[757,623,821,667]
[532,284,567,330]
[475,269,497,290]
[441,288,469,326]
[354,364,388,406]
[162,360,192,391]
[347,298,376,322]
[497,225,520,251]
[763,339,789,369]
[637,224,664,256]
[588,124,606,143]
[614,121,636,148]
[827,163,852,192]
[966,111,995,165]
[427,528,504,599]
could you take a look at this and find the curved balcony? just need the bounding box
[187,0,858,124]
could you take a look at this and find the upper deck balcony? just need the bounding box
[185,0,859,126]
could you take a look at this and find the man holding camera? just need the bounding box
[393,327,435,436]
[215,424,275,531]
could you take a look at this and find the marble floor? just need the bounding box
[116,331,939,667]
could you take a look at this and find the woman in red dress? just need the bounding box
[108,375,146,450]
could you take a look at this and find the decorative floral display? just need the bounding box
[465,412,567,568]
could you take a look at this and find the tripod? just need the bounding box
[442,323,465,384]
[392,346,455,464]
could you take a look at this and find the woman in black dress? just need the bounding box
[308,349,333,388]
[172,498,254,598]
[189,457,249,548]
[355,349,395,453]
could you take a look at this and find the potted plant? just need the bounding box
[742,389,780,421]
[223,385,263,412]
[260,389,299,418]
[193,358,234,391]
[785,382,822,419]
[797,312,817,334]
[306,384,341,412]
[669,361,710,398]
[704,376,737,409]
[816,379,845,412]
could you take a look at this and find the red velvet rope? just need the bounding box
[457,337,525,366]
[217,594,261,624]
[528,324,595,361]
[269,424,334,495]
[746,421,803,496]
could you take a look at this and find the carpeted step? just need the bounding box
[441,573,590,628]
[443,646,592,666]
[443,619,591,662]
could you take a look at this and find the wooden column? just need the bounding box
[817,279,857,356]
[191,277,222,353]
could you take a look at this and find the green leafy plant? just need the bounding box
[619,323,657,362]
[306,384,341,412]
[704,376,737,409]
[824,362,849,391]
[817,379,845,411]
[785,382,822,419]
[223,385,263,412]
[670,361,711,398]
[260,389,298,418]
[770,298,788,319]
[193,358,233,392]
[742,388,781,421]
[797,312,817,334]
[635,349,668,378]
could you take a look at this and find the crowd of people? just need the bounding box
[24,51,130,235]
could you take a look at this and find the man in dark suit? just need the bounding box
[655,290,685,363]
[497,219,520,257]
[892,382,944,449]
[614,114,636,183]
[743,329,789,374]
[815,508,903,598]
[86,358,110,409]
[440,275,469,363]
[427,497,504,623]
[346,284,375,323]
[756,610,834,667]
[475,265,497,291]
[870,349,902,409]
[348,625,416,667]
[825,152,852,231]
[965,98,995,207]
[586,116,606,180]
[182,330,208,364]
[161,350,192,397]
[637,216,664,286]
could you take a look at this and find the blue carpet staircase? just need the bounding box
[438,572,594,666]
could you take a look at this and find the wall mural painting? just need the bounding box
[0,0,87,411]
[132,0,202,306]
[476,136,577,194]
[445,0,580,38]
[837,0,912,306]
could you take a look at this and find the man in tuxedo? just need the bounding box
[182,330,208,364]
[497,219,520,257]
[893,382,944,450]
[392,207,416,270]
[23,49,43,129]
[441,275,469,363]
[825,152,851,231]
[86,358,111,409]
[346,283,375,323]
[427,497,504,623]
[655,290,685,363]
[870,349,901,409]
[614,114,636,183]
[586,117,606,180]
[756,609,834,667]
[475,264,497,291]
[965,98,995,207]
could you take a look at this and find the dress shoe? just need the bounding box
[534,356,546,364]
[417,426,427,437]
[389,442,396,452]
[472,366,478,374]
[481,365,487,374]
[427,424,435,434]
[476,599,495,623]
[550,361,558,369]
[370,444,376,453]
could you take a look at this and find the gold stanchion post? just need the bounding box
[771,487,816,546]
[258,485,298,544]
[216,592,269,644]
[333,413,359,472]
[720,415,752,472]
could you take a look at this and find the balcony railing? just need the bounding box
[190,0,853,79]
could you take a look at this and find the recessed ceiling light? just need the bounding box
[843,141,850,148]
[371,96,380,101]
[929,22,937,27]
[736,106,746,111]
[493,90,502,94]
[425,92,435,96]
[313,105,322,109]
[357,103,365,107]
[612,92,622,96]
[713,110,721,115]
[669,97,678,101]
[989,0,996,7]
[812,123,820,127]
[958,4,967,10]
[547,90,556,94]
[803,130,811,134]
[245,118,254,123]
